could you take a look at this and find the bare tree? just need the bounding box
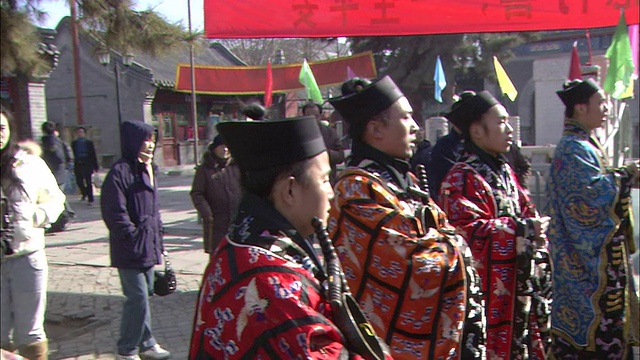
[215,38,351,65]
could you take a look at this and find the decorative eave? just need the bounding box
[154,79,175,89]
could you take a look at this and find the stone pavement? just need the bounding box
[43,169,208,360]
[32,168,640,359]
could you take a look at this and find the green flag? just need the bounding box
[603,10,635,100]
[299,59,323,104]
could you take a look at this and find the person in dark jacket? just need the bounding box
[409,127,432,175]
[71,127,99,204]
[190,135,241,255]
[427,125,463,203]
[301,102,345,184]
[504,143,532,189]
[41,121,74,232]
[100,120,170,360]
[41,122,72,186]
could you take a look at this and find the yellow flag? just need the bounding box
[493,56,518,101]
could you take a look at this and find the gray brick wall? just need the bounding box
[46,23,154,166]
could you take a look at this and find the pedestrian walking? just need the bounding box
[1,106,65,359]
[40,121,74,232]
[71,126,99,205]
[100,120,171,360]
[190,135,241,255]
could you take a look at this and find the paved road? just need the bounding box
[38,171,640,359]
[43,171,208,360]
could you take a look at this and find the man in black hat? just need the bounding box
[547,79,640,359]
[439,90,551,359]
[428,94,532,202]
[327,76,485,359]
[189,116,390,359]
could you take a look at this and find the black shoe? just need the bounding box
[81,195,86,201]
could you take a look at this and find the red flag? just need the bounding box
[264,60,273,107]
[569,42,582,80]
[204,0,639,39]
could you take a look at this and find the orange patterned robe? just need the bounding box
[328,145,484,360]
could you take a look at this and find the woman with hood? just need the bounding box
[190,135,241,255]
[1,106,65,359]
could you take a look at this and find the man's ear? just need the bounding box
[469,122,482,141]
[272,175,297,208]
[574,103,587,116]
[365,118,385,139]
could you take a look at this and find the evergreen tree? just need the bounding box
[1,0,192,77]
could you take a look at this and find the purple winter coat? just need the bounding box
[101,121,163,269]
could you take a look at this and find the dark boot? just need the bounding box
[1,342,16,352]
[18,340,48,360]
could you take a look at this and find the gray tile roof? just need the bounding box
[56,17,246,88]
[134,42,247,88]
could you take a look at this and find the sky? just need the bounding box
[38,0,205,31]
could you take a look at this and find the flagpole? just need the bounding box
[188,0,199,166]
[304,59,310,102]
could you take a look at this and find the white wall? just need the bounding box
[533,56,568,145]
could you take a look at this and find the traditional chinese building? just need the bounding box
[45,17,248,168]
[1,28,60,142]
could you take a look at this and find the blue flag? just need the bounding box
[434,55,446,103]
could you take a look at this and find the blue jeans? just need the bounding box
[117,267,157,356]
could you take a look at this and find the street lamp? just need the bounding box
[98,50,134,154]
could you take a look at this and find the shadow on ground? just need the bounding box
[45,269,201,359]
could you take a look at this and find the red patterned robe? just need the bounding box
[328,143,485,360]
[190,193,390,359]
[440,144,551,360]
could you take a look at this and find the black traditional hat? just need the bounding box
[216,116,326,172]
[328,76,405,124]
[210,134,225,149]
[241,103,266,120]
[446,91,500,134]
[301,101,323,114]
[556,78,601,108]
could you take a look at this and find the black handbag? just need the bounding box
[154,250,177,296]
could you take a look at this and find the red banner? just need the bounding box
[174,52,376,95]
[204,0,639,39]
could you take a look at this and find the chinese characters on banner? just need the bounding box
[203,0,639,39]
